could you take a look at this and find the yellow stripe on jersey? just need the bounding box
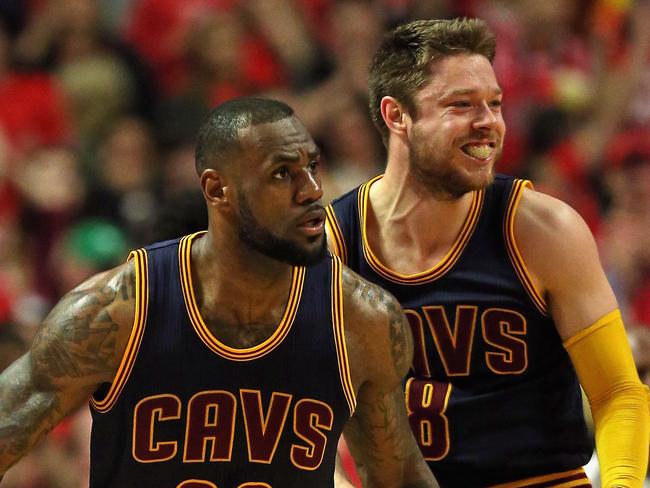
[359,175,484,285]
[503,179,548,315]
[489,467,590,487]
[331,255,356,416]
[325,205,348,265]
[180,232,304,361]
[91,248,149,413]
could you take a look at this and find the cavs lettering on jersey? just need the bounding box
[89,232,355,488]
[326,175,592,488]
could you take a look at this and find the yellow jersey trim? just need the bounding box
[325,205,348,265]
[331,255,356,415]
[359,175,484,285]
[503,179,548,315]
[91,248,149,413]
[489,467,589,487]
[179,232,305,361]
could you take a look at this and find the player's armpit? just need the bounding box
[0,262,137,476]
[343,385,438,488]
[564,309,649,488]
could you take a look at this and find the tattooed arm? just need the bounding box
[341,267,438,488]
[0,262,136,478]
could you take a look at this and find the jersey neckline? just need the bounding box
[359,175,485,285]
[179,232,306,361]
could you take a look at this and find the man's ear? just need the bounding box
[380,96,409,138]
[201,168,229,208]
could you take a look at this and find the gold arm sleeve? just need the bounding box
[564,309,649,488]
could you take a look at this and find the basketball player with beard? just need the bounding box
[326,19,648,488]
[0,97,437,488]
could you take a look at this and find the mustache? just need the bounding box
[459,131,501,144]
[301,203,325,214]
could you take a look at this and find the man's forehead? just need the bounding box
[422,54,501,98]
[240,116,315,151]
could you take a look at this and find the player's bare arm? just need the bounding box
[513,187,617,337]
[0,261,137,477]
[341,267,438,488]
[514,187,649,487]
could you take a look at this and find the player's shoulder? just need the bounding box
[516,186,591,241]
[61,259,137,316]
[339,265,401,332]
[145,235,185,252]
[513,186,599,288]
[35,260,139,383]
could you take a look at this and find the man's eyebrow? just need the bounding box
[270,152,300,164]
[440,87,503,98]
[269,148,320,164]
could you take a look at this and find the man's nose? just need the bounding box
[295,169,322,204]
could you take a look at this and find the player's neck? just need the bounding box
[367,166,474,273]
[192,230,293,308]
[372,165,474,232]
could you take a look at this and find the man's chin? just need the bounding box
[290,237,328,266]
[267,235,328,267]
[455,165,496,194]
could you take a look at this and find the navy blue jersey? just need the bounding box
[326,175,592,488]
[89,232,355,488]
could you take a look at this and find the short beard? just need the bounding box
[408,131,496,200]
[237,193,327,266]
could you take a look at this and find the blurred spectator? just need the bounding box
[148,189,208,244]
[319,97,384,202]
[155,9,255,148]
[600,149,650,327]
[15,0,156,139]
[160,142,200,197]
[518,0,650,235]
[14,146,87,301]
[0,19,71,157]
[126,0,290,97]
[83,116,159,245]
[47,218,129,296]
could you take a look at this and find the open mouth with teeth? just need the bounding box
[461,143,496,160]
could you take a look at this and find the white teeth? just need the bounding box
[464,144,494,160]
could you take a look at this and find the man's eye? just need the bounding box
[308,160,319,172]
[273,167,289,179]
[451,101,471,108]
[490,99,503,108]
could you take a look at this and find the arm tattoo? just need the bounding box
[0,264,135,473]
[343,268,413,377]
[387,299,413,378]
[346,387,429,486]
[33,294,119,381]
[31,268,135,383]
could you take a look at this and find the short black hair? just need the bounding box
[194,97,295,175]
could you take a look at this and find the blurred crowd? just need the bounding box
[0,0,649,486]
